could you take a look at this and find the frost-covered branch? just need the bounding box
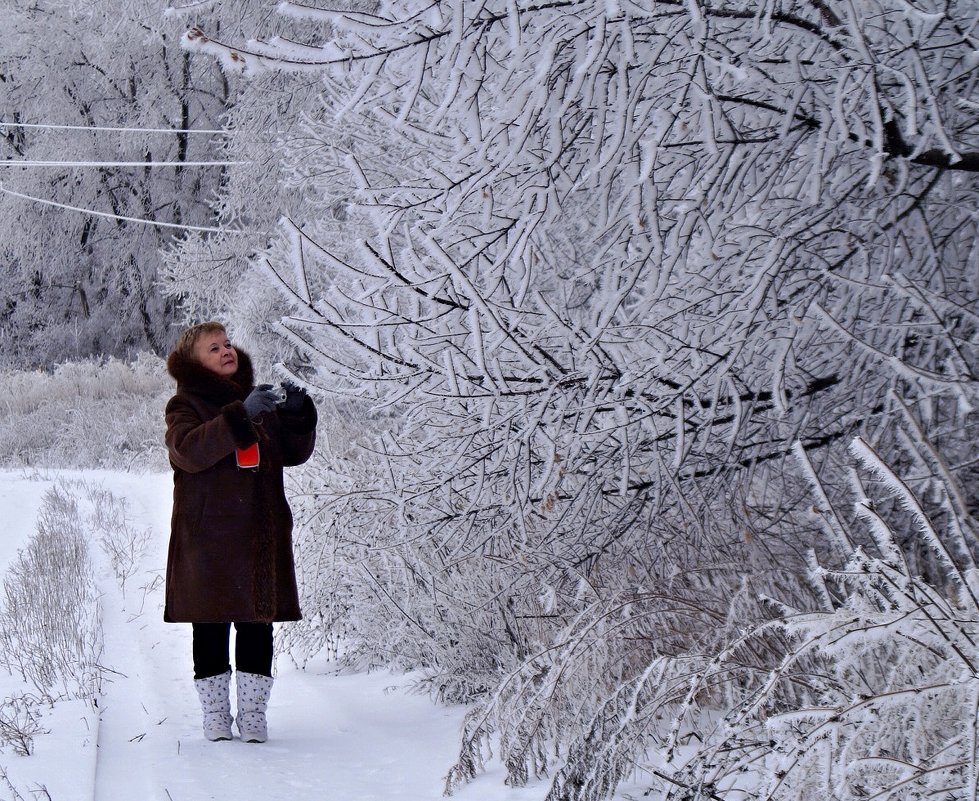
[664,441,979,801]
[180,1,979,799]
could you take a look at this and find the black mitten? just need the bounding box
[280,380,307,413]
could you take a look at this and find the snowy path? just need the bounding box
[0,471,555,801]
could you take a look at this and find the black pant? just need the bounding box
[192,622,274,680]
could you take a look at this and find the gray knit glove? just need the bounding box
[243,385,280,419]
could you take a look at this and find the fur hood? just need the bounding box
[166,347,256,404]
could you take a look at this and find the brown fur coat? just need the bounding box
[163,348,316,623]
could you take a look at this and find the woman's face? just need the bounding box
[194,330,238,377]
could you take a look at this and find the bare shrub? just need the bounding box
[0,763,50,801]
[0,482,103,703]
[0,354,170,471]
[0,694,48,757]
[85,483,151,592]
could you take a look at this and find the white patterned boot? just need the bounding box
[194,669,233,741]
[236,671,273,743]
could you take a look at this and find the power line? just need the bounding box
[0,182,253,235]
[0,121,231,135]
[0,159,247,168]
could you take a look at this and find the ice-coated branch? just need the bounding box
[179,2,979,800]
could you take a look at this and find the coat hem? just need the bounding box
[164,611,303,624]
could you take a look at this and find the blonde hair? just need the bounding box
[174,321,227,362]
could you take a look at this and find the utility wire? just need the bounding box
[0,160,247,167]
[0,182,253,235]
[0,121,231,135]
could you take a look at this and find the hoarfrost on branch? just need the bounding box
[183,2,978,799]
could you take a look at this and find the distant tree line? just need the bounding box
[0,0,264,367]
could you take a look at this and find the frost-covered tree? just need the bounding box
[0,0,238,366]
[155,4,339,357]
[660,438,979,801]
[183,2,978,799]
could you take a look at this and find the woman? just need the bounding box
[164,321,317,743]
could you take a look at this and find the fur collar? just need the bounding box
[166,347,256,404]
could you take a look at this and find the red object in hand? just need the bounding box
[236,443,260,469]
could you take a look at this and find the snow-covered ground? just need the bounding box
[0,469,634,801]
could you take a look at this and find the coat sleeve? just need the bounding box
[276,395,318,467]
[165,395,259,473]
